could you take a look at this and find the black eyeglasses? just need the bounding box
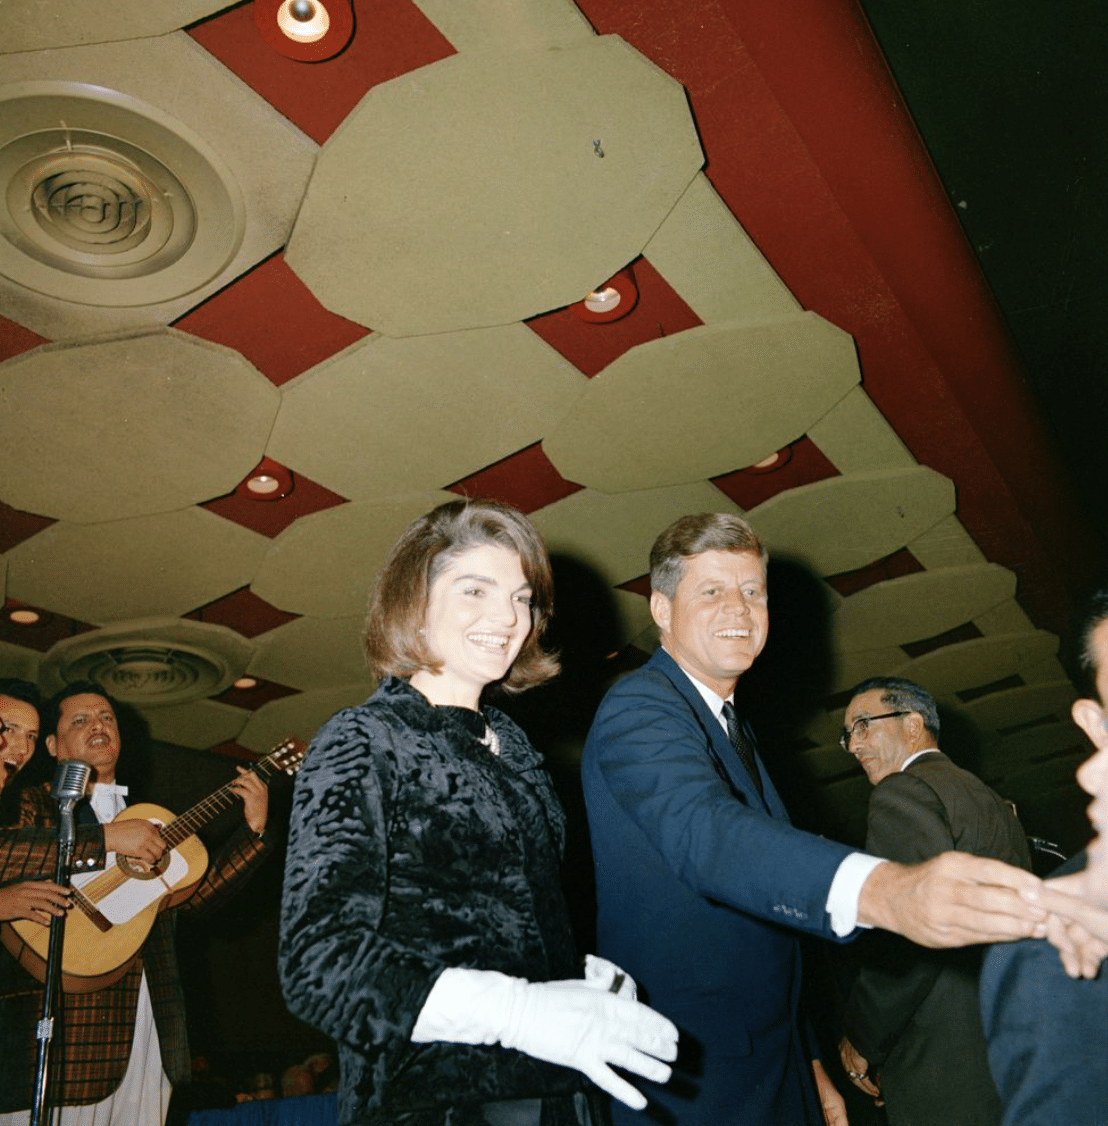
[839,711,910,751]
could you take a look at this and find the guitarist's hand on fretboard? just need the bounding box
[103,819,167,867]
[231,766,269,835]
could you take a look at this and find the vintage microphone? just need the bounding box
[29,758,93,1126]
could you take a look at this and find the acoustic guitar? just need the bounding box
[1,737,306,994]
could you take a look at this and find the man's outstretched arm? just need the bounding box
[857,852,1046,947]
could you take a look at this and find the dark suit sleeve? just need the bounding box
[588,671,852,937]
[980,931,1107,1124]
[843,772,953,1063]
[978,851,1108,1126]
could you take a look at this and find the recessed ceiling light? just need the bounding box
[277,0,330,43]
[253,0,355,62]
[247,474,281,495]
[233,676,261,690]
[237,457,294,502]
[573,267,639,323]
[9,608,43,625]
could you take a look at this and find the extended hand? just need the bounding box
[0,880,71,925]
[857,852,1046,947]
[231,767,268,835]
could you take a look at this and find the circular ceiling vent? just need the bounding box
[67,645,228,705]
[0,82,245,307]
[40,618,253,708]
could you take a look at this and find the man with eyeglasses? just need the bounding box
[837,676,1031,1126]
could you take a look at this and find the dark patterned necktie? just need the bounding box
[721,700,764,798]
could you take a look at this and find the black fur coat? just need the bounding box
[279,677,594,1125]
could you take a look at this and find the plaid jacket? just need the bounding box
[0,783,270,1110]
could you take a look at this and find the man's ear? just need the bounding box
[904,711,927,745]
[1073,698,1108,749]
[650,590,672,635]
[45,734,58,760]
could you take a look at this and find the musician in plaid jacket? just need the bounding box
[0,683,271,1125]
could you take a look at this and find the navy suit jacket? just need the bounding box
[581,646,856,1126]
[979,851,1108,1126]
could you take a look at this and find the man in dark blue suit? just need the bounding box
[581,513,1049,1126]
[979,582,1108,1126]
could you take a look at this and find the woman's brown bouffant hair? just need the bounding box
[364,498,559,694]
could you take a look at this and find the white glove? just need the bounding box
[411,967,678,1110]
[583,954,637,1000]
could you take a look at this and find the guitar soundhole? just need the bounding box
[116,852,170,880]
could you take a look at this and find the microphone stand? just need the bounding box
[30,770,87,1126]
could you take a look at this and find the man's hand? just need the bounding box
[0,880,71,925]
[1023,871,1108,978]
[812,1057,849,1126]
[857,852,1046,947]
[838,1037,881,1103]
[231,767,268,835]
[104,819,166,866]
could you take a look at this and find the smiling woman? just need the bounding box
[279,498,679,1126]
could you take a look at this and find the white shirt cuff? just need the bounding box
[826,853,886,937]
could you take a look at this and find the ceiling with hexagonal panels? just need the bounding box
[1,0,1105,868]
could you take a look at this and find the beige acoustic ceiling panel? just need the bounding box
[829,564,1017,653]
[252,493,455,618]
[5,510,268,624]
[140,699,250,751]
[0,639,39,683]
[1003,757,1088,807]
[893,631,1060,699]
[825,647,909,696]
[413,0,594,52]
[531,482,740,589]
[249,616,371,693]
[268,326,586,499]
[747,467,956,577]
[965,680,1077,734]
[0,34,316,338]
[544,313,860,492]
[286,35,703,336]
[0,0,235,53]
[39,617,253,707]
[238,683,377,755]
[797,744,858,784]
[807,386,918,476]
[644,174,800,326]
[0,330,280,522]
[615,589,659,652]
[977,720,1085,779]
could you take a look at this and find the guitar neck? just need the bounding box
[160,757,279,849]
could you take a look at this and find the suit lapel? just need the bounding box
[647,647,781,816]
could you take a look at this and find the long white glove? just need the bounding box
[411,965,678,1110]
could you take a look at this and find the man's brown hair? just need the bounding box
[649,512,767,600]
